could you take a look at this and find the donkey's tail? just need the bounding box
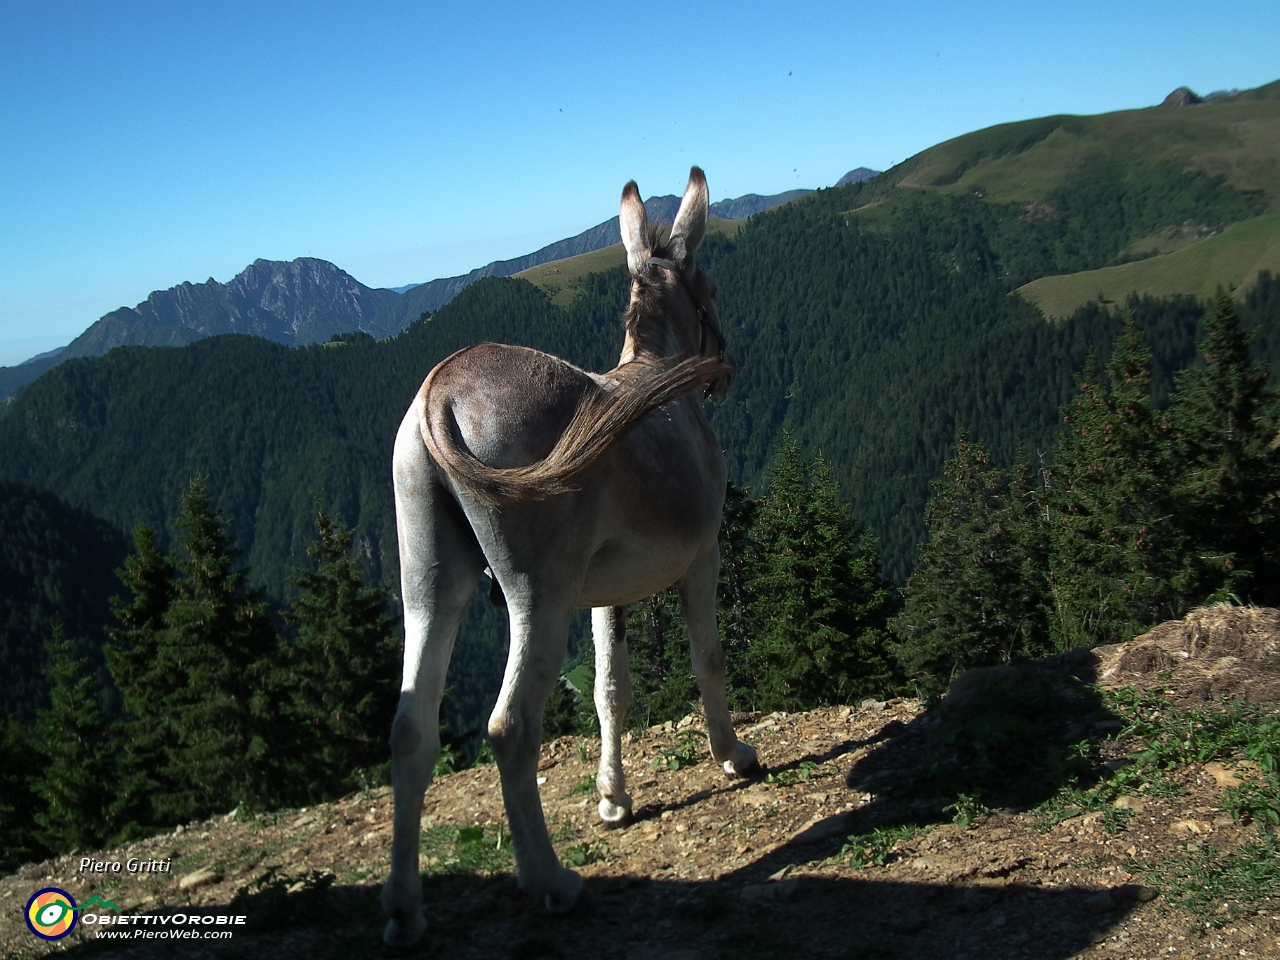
[421,354,733,505]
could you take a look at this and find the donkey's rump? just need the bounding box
[419,341,732,505]
[420,342,596,470]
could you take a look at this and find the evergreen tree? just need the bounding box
[104,524,180,828]
[1047,321,1197,648]
[890,436,1051,697]
[1167,295,1280,605]
[625,590,699,728]
[161,478,279,817]
[281,499,399,797]
[30,630,116,853]
[0,719,48,871]
[106,479,280,823]
[744,434,896,711]
[717,482,757,701]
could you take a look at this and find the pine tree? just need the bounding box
[107,479,280,823]
[890,435,1051,697]
[105,524,180,828]
[30,630,116,853]
[281,499,399,797]
[160,478,279,817]
[625,590,699,728]
[744,434,896,711]
[1048,321,1196,649]
[717,482,757,702]
[1167,295,1280,605]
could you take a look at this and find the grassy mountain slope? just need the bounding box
[882,80,1280,316]
[895,81,1280,208]
[1020,211,1280,319]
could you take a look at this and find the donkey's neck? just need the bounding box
[616,283,701,367]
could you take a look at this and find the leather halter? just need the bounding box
[645,256,726,361]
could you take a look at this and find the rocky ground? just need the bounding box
[3,605,1278,960]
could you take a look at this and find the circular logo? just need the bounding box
[25,887,78,940]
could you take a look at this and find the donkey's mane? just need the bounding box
[621,220,673,341]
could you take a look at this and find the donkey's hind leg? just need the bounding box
[678,543,760,778]
[487,591,584,913]
[592,606,633,824]
[382,412,485,948]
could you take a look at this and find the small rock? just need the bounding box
[860,699,887,712]
[292,813,316,828]
[1081,890,1115,914]
[1117,884,1159,903]
[178,869,222,892]
[1112,796,1145,813]
[1202,762,1243,789]
[1169,819,1213,837]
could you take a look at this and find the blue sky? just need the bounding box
[2,1,1278,366]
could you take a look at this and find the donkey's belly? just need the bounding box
[576,535,704,608]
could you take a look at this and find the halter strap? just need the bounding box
[645,256,726,361]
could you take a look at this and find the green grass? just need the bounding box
[840,823,923,868]
[895,88,1280,208]
[516,217,745,306]
[1018,212,1280,319]
[419,823,513,876]
[650,730,705,771]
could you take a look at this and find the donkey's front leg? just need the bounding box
[678,544,760,777]
[592,606,633,824]
[488,601,584,913]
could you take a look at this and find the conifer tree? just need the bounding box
[281,499,399,797]
[744,434,895,711]
[1167,295,1280,605]
[1048,321,1196,648]
[31,630,116,853]
[107,479,280,822]
[717,482,757,701]
[160,478,279,817]
[890,436,1051,696]
[105,524,180,828]
[625,590,698,728]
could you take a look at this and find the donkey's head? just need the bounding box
[619,167,733,396]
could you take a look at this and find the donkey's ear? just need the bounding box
[620,181,650,278]
[668,166,708,268]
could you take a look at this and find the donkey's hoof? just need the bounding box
[723,744,762,779]
[544,867,584,914]
[382,910,426,948]
[598,795,633,826]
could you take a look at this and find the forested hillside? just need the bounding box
[0,482,127,720]
[2,158,1279,592]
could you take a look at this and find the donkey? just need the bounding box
[381,167,760,947]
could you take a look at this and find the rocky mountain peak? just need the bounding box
[1161,86,1203,107]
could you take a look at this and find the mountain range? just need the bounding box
[0,179,876,402]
